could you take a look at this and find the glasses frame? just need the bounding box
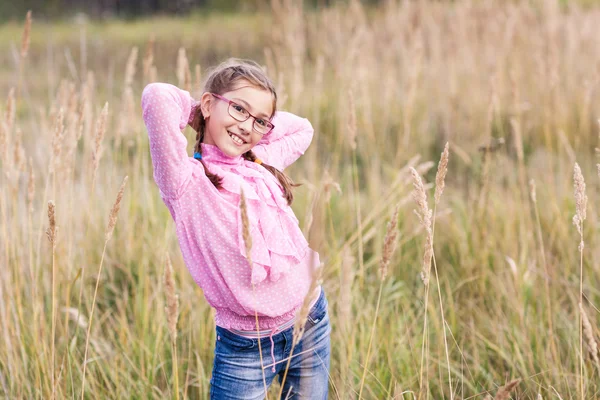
[210,93,275,136]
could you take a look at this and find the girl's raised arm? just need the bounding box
[141,83,195,200]
[252,111,314,171]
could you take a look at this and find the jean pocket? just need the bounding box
[215,326,255,351]
[306,301,328,327]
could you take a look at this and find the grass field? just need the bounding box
[1,0,600,398]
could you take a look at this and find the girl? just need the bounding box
[141,58,330,399]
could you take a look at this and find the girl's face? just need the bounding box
[201,82,274,158]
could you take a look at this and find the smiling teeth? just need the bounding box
[229,132,245,145]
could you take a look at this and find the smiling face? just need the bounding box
[200,81,275,158]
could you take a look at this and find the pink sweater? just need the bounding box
[141,83,321,330]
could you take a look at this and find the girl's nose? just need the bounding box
[239,118,254,135]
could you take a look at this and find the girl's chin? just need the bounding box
[221,143,249,156]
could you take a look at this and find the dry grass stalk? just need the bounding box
[164,253,179,341]
[194,64,202,97]
[347,88,357,150]
[46,200,57,399]
[105,176,128,241]
[20,11,31,59]
[579,302,600,374]
[573,163,587,241]
[280,255,323,397]
[51,108,64,174]
[0,125,5,165]
[82,175,129,399]
[434,142,449,205]
[238,189,269,396]
[27,158,35,213]
[276,70,288,108]
[93,103,108,161]
[494,379,520,400]
[91,103,108,188]
[359,204,401,398]
[149,66,157,84]
[46,201,57,247]
[13,127,25,173]
[117,48,137,143]
[164,251,180,400]
[573,162,588,400]
[5,88,15,134]
[380,204,400,280]
[0,88,15,163]
[410,167,433,286]
[293,263,322,346]
[177,48,191,92]
[143,35,155,82]
[530,176,561,366]
[77,72,93,143]
[322,169,342,203]
[339,246,354,335]
[124,47,138,87]
[20,11,33,55]
[240,190,252,267]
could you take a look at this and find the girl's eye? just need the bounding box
[232,104,246,114]
[256,119,267,127]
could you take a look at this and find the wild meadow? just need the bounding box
[1,0,600,398]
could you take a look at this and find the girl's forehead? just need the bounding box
[224,84,274,118]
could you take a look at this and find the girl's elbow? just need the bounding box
[302,118,315,138]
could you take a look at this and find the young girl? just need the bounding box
[141,58,330,399]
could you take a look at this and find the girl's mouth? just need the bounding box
[228,131,247,146]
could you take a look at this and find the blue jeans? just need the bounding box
[210,289,331,399]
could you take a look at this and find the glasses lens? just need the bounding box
[229,103,249,121]
[253,120,273,135]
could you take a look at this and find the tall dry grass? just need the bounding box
[1,0,600,398]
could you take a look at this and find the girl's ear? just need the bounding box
[200,92,213,118]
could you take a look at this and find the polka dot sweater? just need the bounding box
[141,83,320,330]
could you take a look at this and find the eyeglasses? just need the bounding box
[210,93,275,136]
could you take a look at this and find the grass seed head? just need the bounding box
[164,252,179,342]
[240,189,253,268]
[46,201,57,247]
[21,11,32,59]
[124,47,138,87]
[580,302,600,371]
[143,35,155,81]
[92,102,109,178]
[51,108,64,172]
[573,163,587,249]
[529,179,537,203]
[494,379,521,400]
[410,167,433,286]
[5,88,15,134]
[105,176,128,241]
[434,142,449,205]
[380,204,400,280]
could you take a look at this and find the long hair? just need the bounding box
[189,58,300,205]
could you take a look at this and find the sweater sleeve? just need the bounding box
[141,82,195,200]
[251,111,314,171]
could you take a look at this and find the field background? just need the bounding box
[1,0,600,398]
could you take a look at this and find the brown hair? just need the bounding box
[189,58,300,205]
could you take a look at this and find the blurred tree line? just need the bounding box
[0,0,378,22]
